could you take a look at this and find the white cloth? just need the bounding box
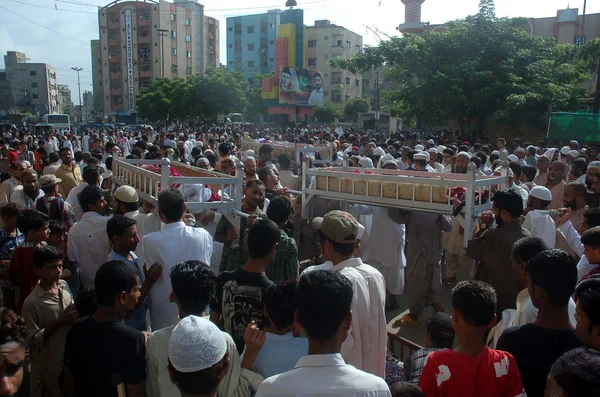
[82,135,90,153]
[335,127,344,138]
[443,163,452,173]
[10,186,44,209]
[307,87,324,106]
[302,261,333,274]
[558,220,599,281]
[255,353,391,397]
[279,170,300,191]
[65,182,88,221]
[522,210,556,248]
[42,163,60,176]
[67,211,111,288]
[331,258,386,377]
[361,207,406,295]
[124,210,161,241]
[0,177,21,205]
[138,222,213,330]
[432,162,444,173]
[146,321,263,397]
[509,183,529,209]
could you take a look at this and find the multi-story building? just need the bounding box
[92,0,220,117]
[58,85,73,115]
[2,51,60,115]
[226,9,282,79]
[306,20,363,107]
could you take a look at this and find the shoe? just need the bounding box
[442,277,457,285]
[394,313,420,327]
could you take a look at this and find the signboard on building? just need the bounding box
[279,67,323,107]
[125,10,135,110]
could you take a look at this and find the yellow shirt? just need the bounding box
[54,163,82,198]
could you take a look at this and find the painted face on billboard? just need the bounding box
[280,71,291,91]
[314,74,322,90]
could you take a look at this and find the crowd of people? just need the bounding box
[0,124,598,397]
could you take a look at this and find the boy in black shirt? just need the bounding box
[63,260,145,397]
[497,249,581,397]
[210,218,279,353]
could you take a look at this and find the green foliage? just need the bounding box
[344,97,370,120]
[330,8,591,136]
[312,101,342,123]
[136,69,264,122]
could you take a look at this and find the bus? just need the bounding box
[42,114,71,131]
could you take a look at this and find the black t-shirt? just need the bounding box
[497,323,581,397]
[210,268,273,353]
[64,316,146,397]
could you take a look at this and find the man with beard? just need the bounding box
[453,151,470,174]
[243,157,258,182]
[585,162,600,208]
[54,147,82,198]
[546,161,567,210]
[35,174,77,231]
[308,72,324,106]
[215,180,266,272]
[11,169,44,209]
[467,189,531,312]
[533,155,550,186]
[556,182,588,259]
[0,161,25,205]
[569,158,588,185]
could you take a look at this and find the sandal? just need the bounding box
[394,313,420,327]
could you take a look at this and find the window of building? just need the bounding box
[247,43,254,51]
[228,27,233,32]
[185,18,191,26]
[109,46,120,57]
[186,67,192,75]
[185,34,191,42]
[334,95,342,102]
[308,58,317,67]
[228,44,233,48]
[269,58,274,62]
[228,60,233,65]
[234,24,241,34]
[138,11,150,20]
[108,12,118,23]
[260,21,268,33]
[308,40,317,48]
[171,47,177,55]
[172,64,178,73]
[269,40,274,45]
[32,94,39,99]
[234,41,242,51]
[29,71,37,76]
[324,55,329,59]
[346,77,350,84]
[170,13,176,21]
[186,51,192,58]
[324,36,329,40]
[355,79,360,87]
[346,41,351,49]
[247,26,254,34]
[30,82,38,88]
[324,91,329,96]
[324,73,329,77]
[336,40,343,47]
[111,79,122,89]
[112,95,122,105]
[248,61,255,68]
[270,23,274,28]
[172,30,177,38]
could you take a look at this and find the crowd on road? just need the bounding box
[0,123,598,397]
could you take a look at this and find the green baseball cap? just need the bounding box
[312,210,360,244]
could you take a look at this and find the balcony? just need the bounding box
[110,71,122,79]
[107,19,120,29]
[138,34,152,44]
[331,45,345,55]
[108,55,122,64]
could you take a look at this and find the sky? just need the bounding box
[0,0,598,106]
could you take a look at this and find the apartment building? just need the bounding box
[92,0,219,117]
[2,51,60,115]
[58,85,73,115]
[226,9,282,79]
[306,20,363,107]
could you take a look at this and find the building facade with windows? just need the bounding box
[306,20,363,107]
[58,85,73,115]
[92,0,219,117]
[226,9,281,79]
[1,51,60,115]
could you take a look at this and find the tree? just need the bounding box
[245,73,270,119]
[136,78,180,122]
[312,101,341,123]
[344,97,370,121]
[330,2,590,137]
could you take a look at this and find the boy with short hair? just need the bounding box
[7,209,50,314]
[580,226,600,281]
[0,202,24,306]
[22,245,78,397]
[573,275,600,350]
[419,281,526,397]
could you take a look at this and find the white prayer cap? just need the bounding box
[427,139,435,145]
[428,147,438,155]
[196,158,210,167]
[588,161,600,170]
[414,153,428,161]
[529,186,552,202]
[244,149,256,158]
[169,315,227,373]
[415,144,424,151]
[515,147,526,154]
[507,154,519,163]
[560,146,570,155]
[357,222,366,240]
[457,151,471,160]
[491,150,500,156]
[567,150,579,158]
[437,145,446,153]
[358,157,374,168]
[373,147,386,156]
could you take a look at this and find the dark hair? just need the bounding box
[584,208,600,229]
[0,202,21,219]
[571,158,588,177]
[158,188,185,221]
[313,71,322,80]
[259,143,273,155]
[451,280,496,327]
[170,261,216,315]
[277,154,292,169]
[575,276,600,330]
[106,215,137,241]
[32,245,63,268]
[491,189,523,218]
[512,237,549,264]
[105,142,115,151]
[566,182,587,200]
[218,142,231,156]
[266,195,294,224]
[0,308,27,347]
[48,220,64,235]
[245,179,265,190]
[257,167,273,185]
[508,162,522,179]
[74,151,83,162]
[79,185,105,213]
[264,282,296,329]
[94,260,139,306]
[550,347,600,396]
[581,226,600,249]
[105,156,113,171]
[475,151,487,167]
[527,249,577,307]
[407,150,418,163]
[296,270,353,340]
[48,152,59,163]
[318,230,356,258]
[470,155,481,168]
[205,153,217,168]
[489,152,500,163]
[75,287,98,317]
[521,165,537,182]
[390,382,425,397]
[82,166,101,186]
[247,218,281,259]
[191,147,201,158]
[168,356,227,397]
[17,209,49,235]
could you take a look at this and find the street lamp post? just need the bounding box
[157,29,169,79]
[71,67,83,124]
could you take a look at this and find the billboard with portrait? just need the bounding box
[278,67,323,107]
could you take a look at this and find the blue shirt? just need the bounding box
[251,332,308,379]
[107,250,148,331]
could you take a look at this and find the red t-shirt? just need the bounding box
[7,150,18,165]
[419,347,526,397]
[7,243,40,314]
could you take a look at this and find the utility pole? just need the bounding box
[582,0,587,44]
[71,67,83,123]
[157,29,169,79]
[375,68,380,133]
